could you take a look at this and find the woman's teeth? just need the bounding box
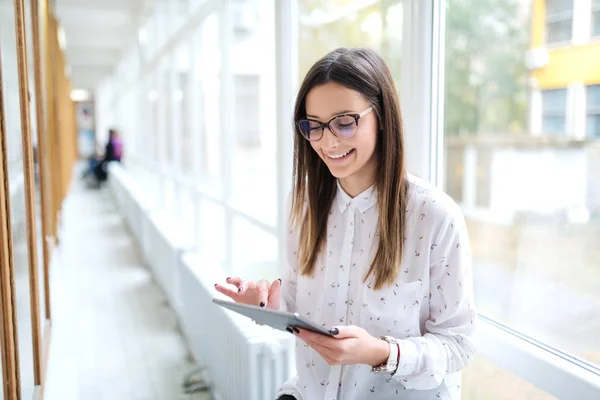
[328,149,353,159]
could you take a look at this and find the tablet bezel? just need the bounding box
[213,298,333,337]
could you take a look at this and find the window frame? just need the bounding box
[545,0,574,46]
[587,84,600,138]
[422,0,600,397]
[541,88,568,136]
[593,0,600,38]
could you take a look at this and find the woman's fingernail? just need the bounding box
[238,287,242,293]
[286,327,293,334]
[292,327,299,334]
[214,283,217,287]
[278,278,282,283]
[330,328,339,335]
[260,302,265,307]
[226,277,231,281]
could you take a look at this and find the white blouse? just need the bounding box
[276,175,476,400]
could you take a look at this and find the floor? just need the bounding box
[43,178,211,400]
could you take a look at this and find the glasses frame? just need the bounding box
[296,106,374,141]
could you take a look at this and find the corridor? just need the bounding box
[43,176,209,400]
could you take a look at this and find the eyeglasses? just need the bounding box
[296,107,374,141]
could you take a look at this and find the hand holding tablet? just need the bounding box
[213,298,333,337]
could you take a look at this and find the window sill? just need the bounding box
[476,315,600,399]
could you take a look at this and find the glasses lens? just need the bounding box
[331,115,357,138]
[298,120,322,141]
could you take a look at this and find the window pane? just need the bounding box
[229,0,278,227]
[197,199,226,269]
[231,216,278,282]
[298,0,403,90]
[546,0,573,15]
[174,44,192,173]
[194,12,222,195]
[587,116,600,138]
[462,357,557,400]
[542,89,566,112]
[594,11,600,37]
[547,19,572,44]
[150,70,161,162]
[443,0,600,369]
[542,116,565,135]
[588,85,600,108]
[160,57,173,167]
[542,89,566,135]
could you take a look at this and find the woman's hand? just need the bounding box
[294,325,390,367]
[214,277,282,309]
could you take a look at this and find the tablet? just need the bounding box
[213,298,333,337]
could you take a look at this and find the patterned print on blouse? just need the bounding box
[276,174,477,400]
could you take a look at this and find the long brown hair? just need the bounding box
[291,48,408,290]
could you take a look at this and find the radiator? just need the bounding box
[108,164,297,400]
[179,252,296,400]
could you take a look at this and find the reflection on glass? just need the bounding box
[199,13,222,189]
[229,0,277,226]
[299,0,403,88]
[462,357,556,400]
[160,57,173,166]
[443,0,600,366]
[174,44,193,172]
[150,70,160,163]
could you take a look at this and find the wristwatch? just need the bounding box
[371,336,399,374]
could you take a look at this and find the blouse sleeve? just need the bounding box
[392,204,477,390]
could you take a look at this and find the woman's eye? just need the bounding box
[338,123,353,128]
[309,126,321,131]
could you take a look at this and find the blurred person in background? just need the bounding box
[84,128,123,187]
[216,48,476,400]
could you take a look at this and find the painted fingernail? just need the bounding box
[238,287,242,293]
[330,328,339,335]
[226,277,231,281]
[292,327,299,334]
[278,278,282,283]
[286,327,293,334]
[214,283,217,287]
[260,302,265,307]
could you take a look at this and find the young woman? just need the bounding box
[215,48,476,400]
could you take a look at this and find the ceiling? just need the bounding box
[54,0,151,91]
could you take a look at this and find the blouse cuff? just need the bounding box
[394,339,419,376]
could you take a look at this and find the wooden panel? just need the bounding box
[14,0,44,388]
[30,0,52,329]
[0,39,21,400]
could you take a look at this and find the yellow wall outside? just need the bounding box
[533,43,600,89]
[531,0,545,48]
[530,0,600,89]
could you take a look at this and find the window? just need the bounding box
[444,0,599,375]
[298,0,403,89]
[462,357,557,400]
[546,0,573,44]
[542,89,567,136]
[588,85,600,138]
[593,0,600,37]
[229,0,278,226]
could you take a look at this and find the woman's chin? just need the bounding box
[327,165,355,180]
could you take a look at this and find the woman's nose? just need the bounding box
[320,127,339,149]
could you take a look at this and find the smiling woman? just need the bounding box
[216,47,477,400]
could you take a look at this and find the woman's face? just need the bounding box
[305,82,378,191]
